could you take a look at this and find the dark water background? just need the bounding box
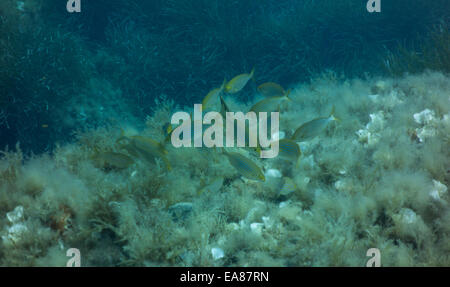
[0,0,449,153]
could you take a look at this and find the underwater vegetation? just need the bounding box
[0,0,140,153]
[1,0,449,153]
[385,21,450,76]
[1,70,449,266]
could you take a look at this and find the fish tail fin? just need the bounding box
[255,145,262,157]
[285,89,293,101]
[220,78,227,90]
[162,123,173,142]
[220,95,230,114]
[250,67,255,82]
[330,106,341,122]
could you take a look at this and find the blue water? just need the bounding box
[1,0,448,153]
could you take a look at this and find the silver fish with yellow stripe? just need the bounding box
[224,68,255,94]
[291,107,339,142]
[118,134,172,171]
[202,79,226,111]
[250,90,291,113]
[257,82,286,98]
[223,149,265,181]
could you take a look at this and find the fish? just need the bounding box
[118,134,172,171]
[202,79,226,111]
[97,151,135,169]
[162,122,174,144]
[197,177,224,195]
[291,107,339,142]
[223,149,265,182]
[162,122,173,135]
[280,177,298,195]
[257,82,286,98]
[249,90,292,113]
[218,97,261,150]
[277,138,301,161]
[219,95,231,119]
[224,68,255,94]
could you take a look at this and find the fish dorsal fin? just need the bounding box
[329,106,335,117]
[116,128,129,144]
